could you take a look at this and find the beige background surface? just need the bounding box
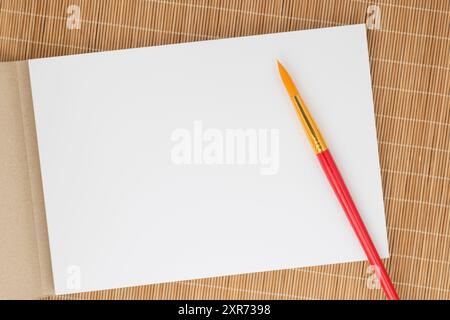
[0,0,449,300]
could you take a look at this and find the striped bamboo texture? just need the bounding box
[1,0,449,300]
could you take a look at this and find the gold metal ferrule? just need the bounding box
[292,95,327,154]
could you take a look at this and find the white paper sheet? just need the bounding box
[29,24,389,294]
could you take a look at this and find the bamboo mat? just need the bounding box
[1,0,449,300]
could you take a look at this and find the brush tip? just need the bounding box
[276,59,283,70]
[276,59,298,97]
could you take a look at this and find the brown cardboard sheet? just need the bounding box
[0,61,53,299]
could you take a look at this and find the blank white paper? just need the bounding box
[29,24,389,294]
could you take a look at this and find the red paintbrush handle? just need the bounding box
[317,149,399,300]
